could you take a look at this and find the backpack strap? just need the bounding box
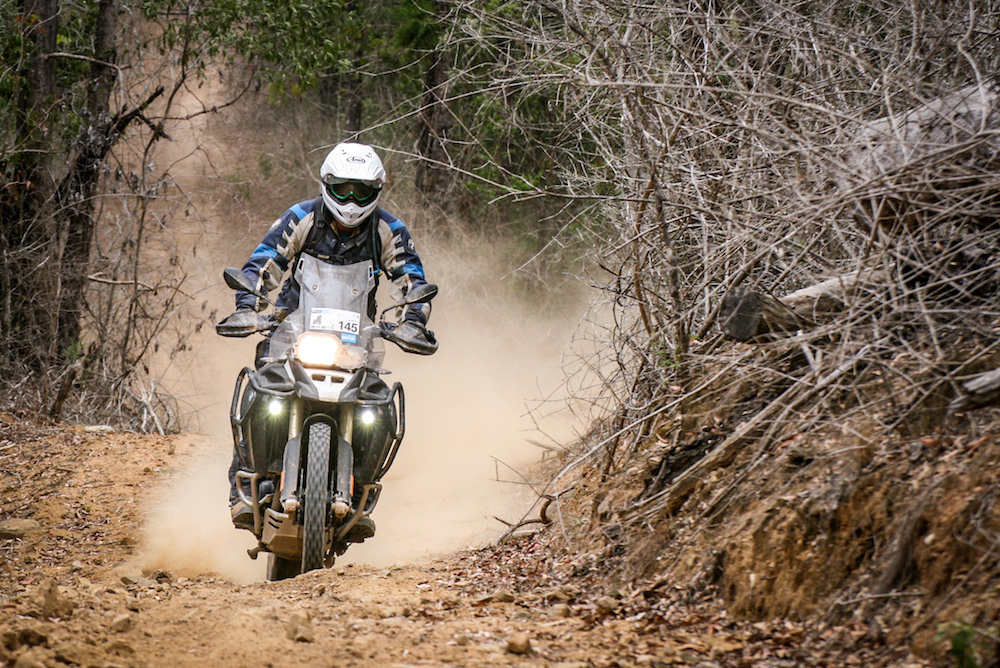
[302,196,327,254]
[370,208,384,279]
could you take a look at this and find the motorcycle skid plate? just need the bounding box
[261,507,333,561]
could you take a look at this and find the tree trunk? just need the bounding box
[24,0,58,107]
[54,0,119,358]
[949,367,1000,414]
[341,1,363,136]
[0,1,61,368]
[344,53,363,136]
[719,269,886,341]
[414,0,453,213]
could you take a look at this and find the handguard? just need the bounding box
[216,308,274,338]
[381,321,439,355]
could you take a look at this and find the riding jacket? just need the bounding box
[235,197,430,326]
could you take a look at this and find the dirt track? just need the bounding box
[0,416,942,667]
[0,417,723,668]
[0,418,668,668]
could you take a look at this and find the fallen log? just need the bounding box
[948,367,1000,414]
[720,269,885,341]
[840,84,1000,235]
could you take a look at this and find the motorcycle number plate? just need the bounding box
[309,308,361,340]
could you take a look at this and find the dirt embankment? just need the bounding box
[0,414,950,667]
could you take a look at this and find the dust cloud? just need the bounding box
[345,234,586,567]
[124,80,586,580]
[133,444,265,583]
[134,197,586,582]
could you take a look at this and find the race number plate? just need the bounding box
[309,308,361,343]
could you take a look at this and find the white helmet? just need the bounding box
[319,143,386,228]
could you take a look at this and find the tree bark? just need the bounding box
[24,0,58,108]
[948,367,1000,414]
[839,85,1000,235]
[339,1,364,136]
[343,50,363,136]
[54,0,120,358]
[414,0,453,213]
[0,1,61,367]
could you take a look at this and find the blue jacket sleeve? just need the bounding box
[235,200,315,310]
[376,210,431,326]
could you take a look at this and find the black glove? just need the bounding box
[216,306,266,338]
[382,321,438,355]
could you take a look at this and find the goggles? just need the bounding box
[322,176,380,204]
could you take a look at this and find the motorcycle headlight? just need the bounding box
[295,332,342,367]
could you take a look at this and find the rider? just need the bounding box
[218,141,437,538]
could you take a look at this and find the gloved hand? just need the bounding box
[216,306,266,338]
[382,320,438,355]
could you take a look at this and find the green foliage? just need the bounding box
[389,0,439,54]
[257,151,273,179]
[936,621,998,668]
[0,1,102,152]
[62,338,85,363]
[0,5,28,157]
[139,0,435,101]
[138,0,340,92]
[51,1,97,87]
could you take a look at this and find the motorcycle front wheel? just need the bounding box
[301,421,332,573]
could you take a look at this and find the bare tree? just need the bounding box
[0,0,253,430]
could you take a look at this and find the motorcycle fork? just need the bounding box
[284,399,355,520]
[280,398,306,502]
[331,404,354,519]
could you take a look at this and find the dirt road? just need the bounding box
[4,555,619,668]
[0,418,677,668]
[0,417,938,667]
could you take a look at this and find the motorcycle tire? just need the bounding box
[266,554,300,581]
[301,421,332,574]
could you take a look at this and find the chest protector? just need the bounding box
[275,203,382,313]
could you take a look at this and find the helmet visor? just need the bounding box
[323,178,379,204]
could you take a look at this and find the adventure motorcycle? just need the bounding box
[216,255,436,580]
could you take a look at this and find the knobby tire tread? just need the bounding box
[302,422,331,574]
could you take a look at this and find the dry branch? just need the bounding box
[459,0,1000,638]
[48,362,81,420]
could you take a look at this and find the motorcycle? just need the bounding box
[216,255,436,580]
